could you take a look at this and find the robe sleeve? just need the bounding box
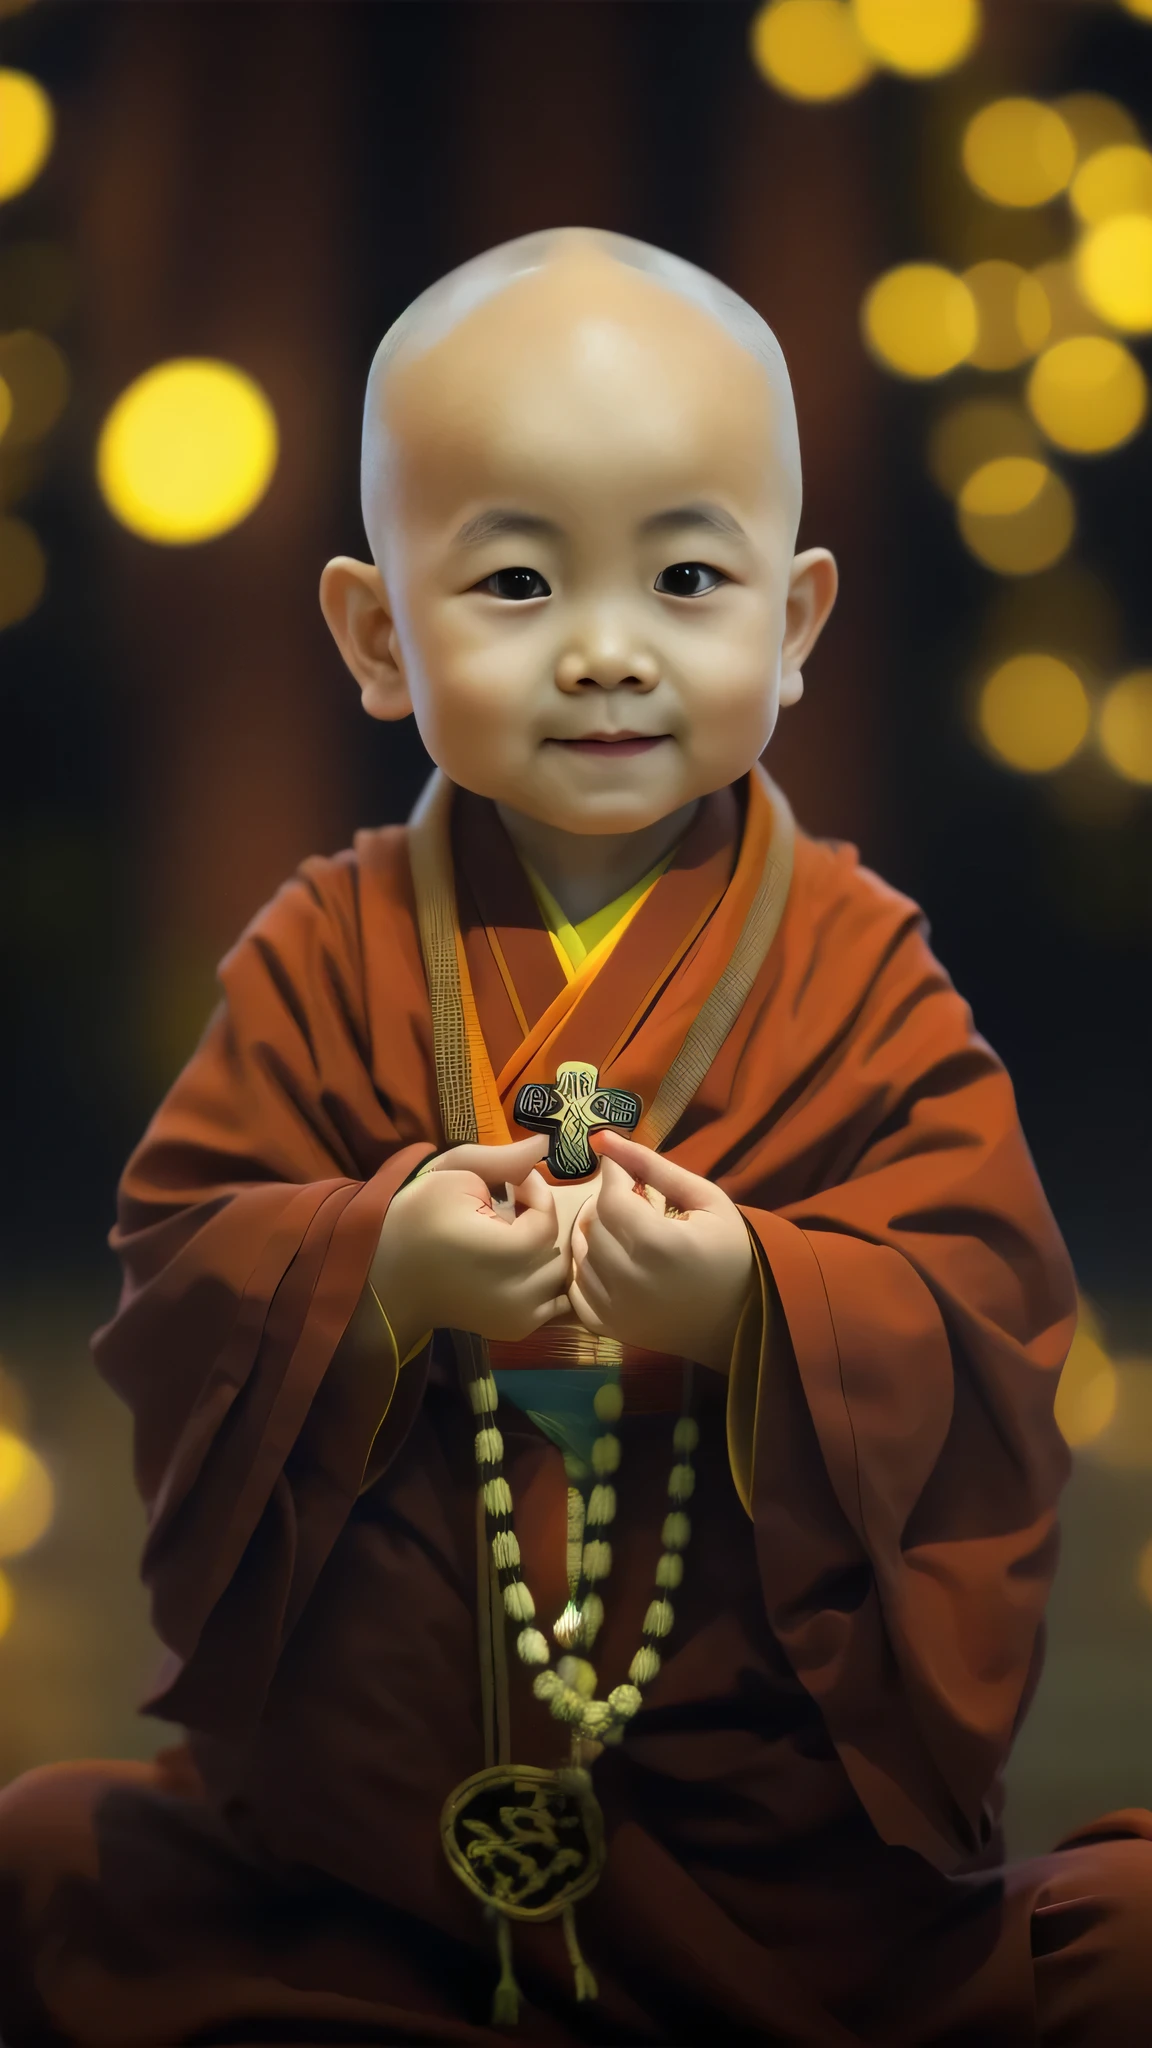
[725,867,1075,1871]
[92,853,436,1731]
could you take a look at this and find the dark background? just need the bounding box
[0,0,1150,1849]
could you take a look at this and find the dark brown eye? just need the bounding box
[654,562,725,598]
[479,567,551,600]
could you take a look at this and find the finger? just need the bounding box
[593,1129,716,1215]
[593,1152,663,1252]
[430,1134,549,1190]
[566,1274,609,1337]
[508,1166,557,1221]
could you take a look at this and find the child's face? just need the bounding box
[334,253,833,838]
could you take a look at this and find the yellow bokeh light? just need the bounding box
[1054,1324,1118,1447]
[1071,144,1152,226]
[862,264,977,379]
[96,359,279,545]
[0,330,69,448]
[1118,0,1152,18]
[0,515,46,629]
[1099,671,1152,785]
[1076,213,1152,332]
[976,653,1090,772]
[927,397,1039,497]
[957,460,1074,575]
[1054,93,1138,166]
[963,259,1038,370]
[0,1428,54,1557]
[1026,336,1147,455]
[0,70,54,204]
[1019,260,1107,352]
[0,1567,11,1643]
[0,374,11,443]
[749,1,874,103]
[1085,1362,1152,1470]
[962,98,1076,209]
[851,0,980,76]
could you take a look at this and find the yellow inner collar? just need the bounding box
[519,847,677,981]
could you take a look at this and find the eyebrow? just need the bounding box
[638,502,749,543]
[452,508,563,548]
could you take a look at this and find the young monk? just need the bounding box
[2,227,1151,2047]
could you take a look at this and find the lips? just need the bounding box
[550,733,669,756]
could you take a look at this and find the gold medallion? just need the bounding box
[440,1764,606,1921]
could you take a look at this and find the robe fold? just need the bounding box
[4,772,1128,2047]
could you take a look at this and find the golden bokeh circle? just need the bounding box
[0,1429,54,1557]
[0,374,11,443]
[957,459,1075,576]
[962,98,1076,209]
[0,329,69,448]
[749,0,874,102]
[1071,144,1152,226]
[0,70,54,204]
[1026,336,1148,455]
[96,358,279,545]
[963,259,1037,369]
[1076,213,1152,333]
[861,264,977,378]
[1054,93,1138,166]
[1098,672,1152,785]
[852,0,981,77]
[976,653,1090,772]
[1118,0,1152,19]
[1054,1326,1118,1447]
[927,397,1039,497]
[0,515,46,629]
[0,1568,11,1644]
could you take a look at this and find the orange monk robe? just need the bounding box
[3,773,1151,2047]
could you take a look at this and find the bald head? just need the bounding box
[361,228,802,547]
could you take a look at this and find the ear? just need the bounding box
[318,556,413,722]
[779,548,838,709]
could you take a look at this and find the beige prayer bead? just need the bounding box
[516,1627,550,1665]
[580,1592,604,1641]
[655,1552,683,1590]
[503,1581,535,1623]
[483,1477,513,1517]
[591,1433,621,1475]
[582,1539,612,1581]
[662,1512,691,1551]
[629,1646,662,1687]
[557,1656,598,1698]
[587,1483,616,1527]
[643,1598,674,1639]
[474,1427,504,1466]
[593,1382,623,1423]
[492,1530,520,1571]
[468,1375,498,1414]
[607,1682,642,1720]
[672,1417,699,1454]
[667,1463,696,1502]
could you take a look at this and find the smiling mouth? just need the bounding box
[548,734,670,757]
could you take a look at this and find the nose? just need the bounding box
[555,613,659,694]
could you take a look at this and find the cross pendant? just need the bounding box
[513,1060,642,1180]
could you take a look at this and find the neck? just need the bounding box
[496,800,699,925]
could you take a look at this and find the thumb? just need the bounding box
[430,1134,549,1191]
[593,1128,717,1215]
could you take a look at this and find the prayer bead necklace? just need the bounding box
[468,1365,699,1746]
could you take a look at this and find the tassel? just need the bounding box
[492,1911,522,2026]
[562,1902,598,2002]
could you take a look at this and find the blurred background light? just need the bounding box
[1020,259,1107,349]
[749,0,873,102]
[862,262,976,377]
[927,396,1040,495]
[1053,92,1139,163]
[0,69,55,204]
[96,358,279,545]
[1117,0,1152,20]
[851,0,981,77]
[976,652,1091,772]
[1098,671,1152,784]
[1054,1304,1118,1446]
[957,456,1075,574]
[1085,1362,1152,1469]
[0,1429,54,1558]
[0,241,75,331]
[0,513,46,628]
[1071,144,1152,226]
[0,330,69,448]
[979,562,1121,677]
[0,1569,11,1645]
[963,258,1041,369]
[1076,213,1152,331]
[0,374,12,444]
[1026,335,1148,454]
[962,97,1076,209]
